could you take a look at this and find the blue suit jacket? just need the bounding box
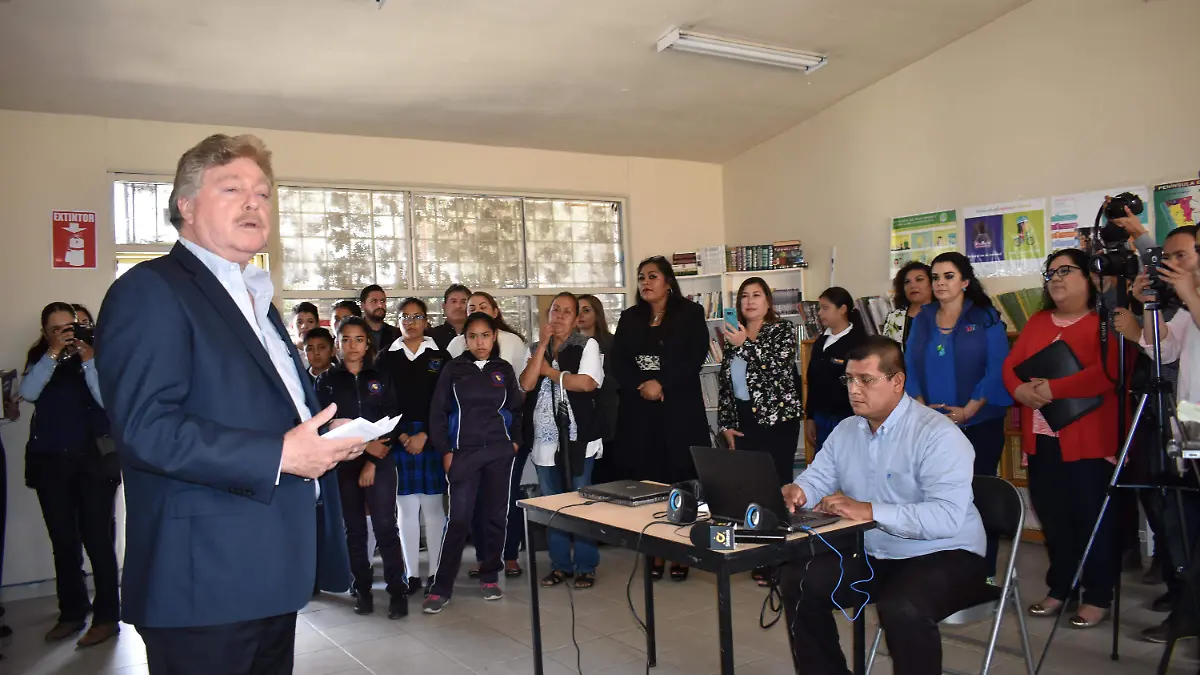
[96,243,350,628]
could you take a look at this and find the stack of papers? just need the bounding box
[322,415,402,442]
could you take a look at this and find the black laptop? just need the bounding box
[578,480,671,506]
[690,446,840,532]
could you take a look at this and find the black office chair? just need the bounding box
[865,475,1036,675]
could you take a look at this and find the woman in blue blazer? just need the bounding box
[905,251,1012,578]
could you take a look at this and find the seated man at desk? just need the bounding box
[781,336,989,675]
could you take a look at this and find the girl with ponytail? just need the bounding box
[804,287,866,454]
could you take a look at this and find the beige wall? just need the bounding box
[723,0,1200,299]
[0,110,724,589]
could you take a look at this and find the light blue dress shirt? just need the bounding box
[20,354,103,407]
[730,356,751,401]
[794,394,986,560]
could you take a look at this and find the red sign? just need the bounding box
[51,211,97,270]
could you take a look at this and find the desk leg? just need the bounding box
[525,514,543,675]
[643,554,657,667]
[717,569,735,675]
[852,530,866,675]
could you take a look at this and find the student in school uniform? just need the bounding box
[446,291,531,579]
[314,317,408,619]
[804,287,867,455]
[376,298,449,596]
[424,312,523,614]
[304,327,336,387]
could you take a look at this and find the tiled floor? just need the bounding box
[1,543,1195,675]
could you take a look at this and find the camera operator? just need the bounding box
[1132,224,1200,643]
[19,302,120,647]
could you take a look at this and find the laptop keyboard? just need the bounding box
[789,509,840,527]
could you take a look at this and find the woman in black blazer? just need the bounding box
[804,287,866,455]
[609,256,710,581]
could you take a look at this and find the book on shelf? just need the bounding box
[854,295,893,336]
[770,287,802,316]
[995,288,1045,332]
[698,245,725,276]
[796,301,822,341]
[686,291,723,319]
[725,243,810,272]
[671,251,699,276]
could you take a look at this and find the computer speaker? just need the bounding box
[744,502,781,531]
[667,484,699,524]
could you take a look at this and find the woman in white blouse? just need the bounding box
[520,293,605,590]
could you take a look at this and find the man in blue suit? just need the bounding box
[96,134,365,675]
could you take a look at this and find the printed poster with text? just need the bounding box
[1049,186,1149,253]
[962,198,1046,277]
[889,210,958,278]
[1154,179,1200,241]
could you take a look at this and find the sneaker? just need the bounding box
[480,582,504,601]
[423,595,450,614]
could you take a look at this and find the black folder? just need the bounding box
[1012,340,1102,432]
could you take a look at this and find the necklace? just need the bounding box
[651,309,665,325]
[936,325,954,357]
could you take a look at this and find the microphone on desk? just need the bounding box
[688,523,787,550]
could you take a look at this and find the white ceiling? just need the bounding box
[0,0,1031,162]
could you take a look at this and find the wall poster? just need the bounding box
[1153,179,1200,242]
[962,199,1047,277]
[889,209,958,278]
[1049,186,1149,253]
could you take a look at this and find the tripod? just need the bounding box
[1034,295,1200,674]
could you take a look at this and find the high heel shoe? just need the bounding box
[650,560,665,581]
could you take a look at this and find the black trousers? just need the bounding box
[781,548,989,675]
[960,417,1006,576]
[1027,435,1119,607]
[474,445,529,563]
[735,400,801,485]
[142,612,296,675]
[432,443,514,598]
[336,458,407,597]
[32,453,120,623]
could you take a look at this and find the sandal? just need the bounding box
[670,564,689,582]
[467,567,481,579]
[574,572,595,590]
[541,570,573,587]
[651,560,665,581]
[505,561,524,578]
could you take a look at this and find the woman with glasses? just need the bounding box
[904,251,1011,579]
[881,262,932,348]
[377,298,451,596]
[1003,249,1119,629]
[804,287,866,455]
[447,291,532,579]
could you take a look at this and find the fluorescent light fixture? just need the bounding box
[656,28,827,73]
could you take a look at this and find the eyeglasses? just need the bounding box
[1043,264,1082,281]
[400,313,426,322]
[839,373,897,388]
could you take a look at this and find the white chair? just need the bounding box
[865,475,1036,675]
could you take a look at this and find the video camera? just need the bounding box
[1087,192,1145,280]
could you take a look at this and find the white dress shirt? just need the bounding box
[179,238,315,495]
[823,324,854,349]
[1140,308,1200,403]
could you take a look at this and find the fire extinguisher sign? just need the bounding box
[51,211,97,270]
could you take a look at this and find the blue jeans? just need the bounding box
[812,412,847,454]
[535,457,599,575]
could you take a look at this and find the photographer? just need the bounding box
[1133,224,1200,643]
[19,302,120,647]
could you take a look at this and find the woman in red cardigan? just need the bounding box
[1003,248,1120,629]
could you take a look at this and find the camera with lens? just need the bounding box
[56,322,94,362]
[67,322,94,345]
[1088,192,1146,280]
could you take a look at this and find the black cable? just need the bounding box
[759,567,784,629]
[543,501,597,675]
[625,517,676,675]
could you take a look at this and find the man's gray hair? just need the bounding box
[168,134,274,228]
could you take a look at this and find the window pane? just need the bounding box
[412,194,525,290]
[522,199,623,287]
[279,187,407,292]
[114,181,177,245]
